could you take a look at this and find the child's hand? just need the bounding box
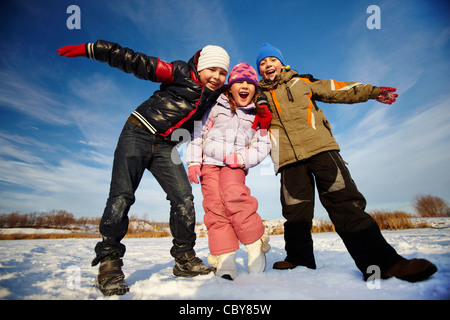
[252,106,273,131]
[253,93,272,130]
[223,154,244,169]
[188,164,201,184]
[376,87,398,105]
[57,44,86,58]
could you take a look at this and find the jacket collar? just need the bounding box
[258,69,298,89]
[188,50,202,86]
[216,94,256,112]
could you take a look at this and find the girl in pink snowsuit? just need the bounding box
[186,63,271,280]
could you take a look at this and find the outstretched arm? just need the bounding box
[310,79,398,105]
[57,40,174,84]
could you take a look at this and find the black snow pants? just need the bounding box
[279,150,404,279]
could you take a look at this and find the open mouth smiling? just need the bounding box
[239,92,249,99]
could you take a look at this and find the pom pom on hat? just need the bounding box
[256,43,286,72]
[227,62,259,88]
[197,45,230,73]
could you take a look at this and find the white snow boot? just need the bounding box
[245,232,271,274]
[207,252,236,280]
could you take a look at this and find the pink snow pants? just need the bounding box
[200,165,265,255]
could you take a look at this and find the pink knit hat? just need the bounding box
[227,62,259,88]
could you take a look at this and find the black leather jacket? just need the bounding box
[86,40,221,140]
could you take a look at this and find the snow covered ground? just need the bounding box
[0,223,449,301]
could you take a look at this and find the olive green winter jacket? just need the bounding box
[259,70,381,173]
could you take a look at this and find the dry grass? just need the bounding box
[0,211,174,240]
[266,224,285,235]
[0,228,172,241]
[311,219,335,233]
[0,232,101,240]
[0,210,433,240]
[369,210,417,230]
[310,210,432,233]
[0,229,172,241]
[266,210,431,236]
[124,230,171,238]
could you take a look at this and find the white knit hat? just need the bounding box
[197,45,230,73]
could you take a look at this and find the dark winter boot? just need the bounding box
[382,258,437,283]
[273,260,297,270]
[95,253,129,296]
[173,250,216,277]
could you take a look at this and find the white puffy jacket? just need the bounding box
[186,94,271,169]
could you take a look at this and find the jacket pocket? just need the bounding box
[323,119,333,136]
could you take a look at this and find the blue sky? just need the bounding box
[0,0,449,222]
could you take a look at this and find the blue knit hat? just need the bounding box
[256,43,286,72]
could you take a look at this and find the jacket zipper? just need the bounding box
[286,87,294,102]
[269,87,300,161]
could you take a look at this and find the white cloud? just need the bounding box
[65,74,144,149]
[1,161,93,211]
[0,133,49,165]
[105,0,241,61]
[339,95,450,213]
[0,70,71,126]
[0,129,181,219]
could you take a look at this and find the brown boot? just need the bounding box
[383,258,437,283]
[273,260,297,270]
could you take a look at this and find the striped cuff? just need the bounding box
[86,43,95,60]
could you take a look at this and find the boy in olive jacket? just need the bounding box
[256,43,436,282]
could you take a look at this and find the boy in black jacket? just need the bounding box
[58,40,231,295]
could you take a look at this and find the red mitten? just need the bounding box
[188,164,201,184]
[223,154,243,169]
[252,92,272,131]
[57,44,87,58]
[376,87,398,105]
